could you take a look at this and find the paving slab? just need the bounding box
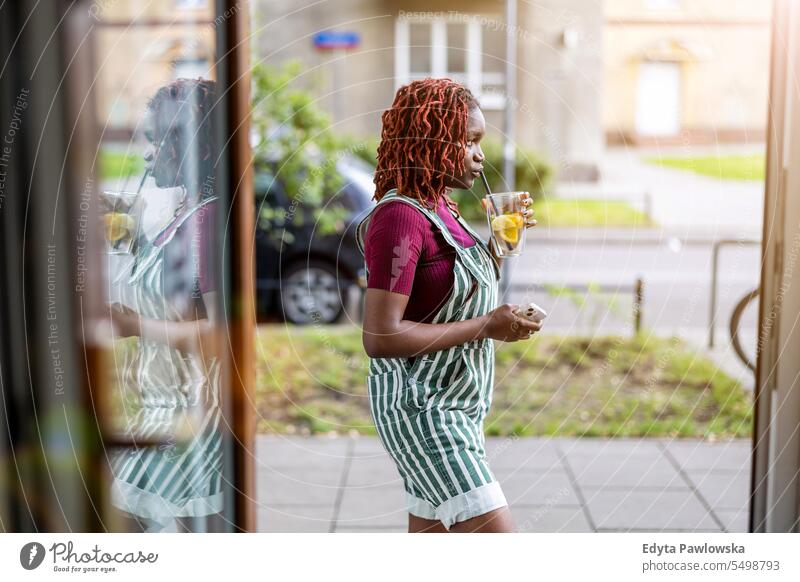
[685,468,752,510]
[255,436,752,533]
[566,454,686,489]
[256,434,349,470]
[346,454,403,488]
[334,526,408,533]
[559,437,664,458]
[258,466,343,506]
[715,508,750,533]
[512,505,592,533]
[336,484,408,528]
[484,436,563,470]
[661,439,751,472]
[496,467,580,506]
[583,488,722,531]
[257,504,334,533]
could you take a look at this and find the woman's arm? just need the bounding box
[362,288,541,359]
[111,291,218,356]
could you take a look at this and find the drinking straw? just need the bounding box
[480,171,513,252]
[480,171,500,215]
[127,167,150,259]
[136,167,151,194]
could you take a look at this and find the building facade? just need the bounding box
[604,0,772,144]
[253,0,605,180]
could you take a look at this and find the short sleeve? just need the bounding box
[363,201,426,295]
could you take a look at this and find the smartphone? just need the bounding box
[514,302,548,323]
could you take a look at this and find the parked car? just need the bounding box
[255,156,374,324]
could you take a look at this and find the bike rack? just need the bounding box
[708,239,759,349]
[729,287,759,372]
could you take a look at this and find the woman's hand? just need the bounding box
[481,303,541,342]
[109,303,141,338]
[519,191,537,229]
[480,191,538,228]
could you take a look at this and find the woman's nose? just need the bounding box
[143,148,154,163]
[474,146,485,163]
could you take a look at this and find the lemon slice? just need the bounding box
[491,214,520,244]
[104,212,134,242]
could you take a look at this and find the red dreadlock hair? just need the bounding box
[374,78,480,213]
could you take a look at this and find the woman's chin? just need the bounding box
[449,176,473,190]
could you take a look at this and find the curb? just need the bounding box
[467,223,762,246]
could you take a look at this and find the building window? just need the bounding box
[394,14,505,109]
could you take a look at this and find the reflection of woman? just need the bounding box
[358,78,539,533]
[109,78,223,533]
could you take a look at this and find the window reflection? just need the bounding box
[91,1,227,533]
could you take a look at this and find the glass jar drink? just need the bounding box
[485,192,526,257]
[100,191,141,255]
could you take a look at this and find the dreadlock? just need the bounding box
[374,78,480,212]
[147,77,218,202]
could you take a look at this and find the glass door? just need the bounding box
[0,0,254,532]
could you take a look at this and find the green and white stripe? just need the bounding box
[110,197,224,524]
[356,190,501,508]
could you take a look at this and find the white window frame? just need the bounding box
[394,14,505,110]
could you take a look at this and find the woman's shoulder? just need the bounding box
[370,197,431,230]
[154,198,218,246]
[364,197,433,250]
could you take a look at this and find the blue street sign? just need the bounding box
[313,30,360,50]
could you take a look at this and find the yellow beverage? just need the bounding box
[491,212,524,246]
[104,212,134,242]
[101,190,141,254]
[485,192,527,256]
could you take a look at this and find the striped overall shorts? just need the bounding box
[356,189,507,529]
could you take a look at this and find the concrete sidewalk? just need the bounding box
[256,435,752,533]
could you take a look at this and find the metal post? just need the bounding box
[501,0,517,301]
[709,241,721,348]
[634,277,644,335]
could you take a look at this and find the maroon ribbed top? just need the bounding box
[363,196,476,323]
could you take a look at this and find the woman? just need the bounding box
[108,78,223,533]
[357,78,540,533]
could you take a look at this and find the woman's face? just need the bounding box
[142,108,180,188]
[445,105,486,190]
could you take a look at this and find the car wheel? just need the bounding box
[280,260,345,324]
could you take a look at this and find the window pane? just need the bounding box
[90,0,231,533]
[481,25,506,103]
[409,23,431,73]
[446,22,466,74]
[482,25,505,75]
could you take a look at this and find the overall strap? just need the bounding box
[450,211,501,282]
[356,189,492,287]
[129,196,218,284]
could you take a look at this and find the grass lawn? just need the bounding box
[256,325,752,439]
[532,198,653,228]
[99,149,145,181]
[644,154,765,181]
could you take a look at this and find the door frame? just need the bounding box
[216,0,256,532]
[750,0,800,533]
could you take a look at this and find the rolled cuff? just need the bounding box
[406,492,437,520]
[435,481,508,530]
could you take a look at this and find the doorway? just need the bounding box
[635,61,681,136]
